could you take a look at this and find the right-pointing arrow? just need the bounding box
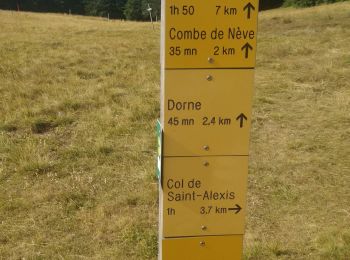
[228,204,242,214]
[243,2,256,19]
[241,43,253,59]
[236,113,248,128]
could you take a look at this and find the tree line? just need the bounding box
[0,0,346,20]
[0,0,161,20]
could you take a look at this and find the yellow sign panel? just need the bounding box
[162,156,248,237]
[162,235,243,260]
[160,1,258,258]
[163,69,254,157]
[165,0,259,69]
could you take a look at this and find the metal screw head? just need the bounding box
[201,225,207,231]
[208,57,214,64]
[203,161,209,167]
[203,145,209,151]
[200,241,206,247]
[206,75,213,81]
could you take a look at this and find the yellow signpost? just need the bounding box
[163,69,254,157]
[162,236,243,260]
[159,0,259,259]
[163,156,248,237]
[164,0,258,69]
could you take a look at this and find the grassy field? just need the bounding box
[0,2,349,259]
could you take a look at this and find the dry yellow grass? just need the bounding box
[0,2,349,259]
[246,3,350,259]
[0,12,160,259]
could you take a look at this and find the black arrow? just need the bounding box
[228,204,242,214]
[236,113,248,128]
[241,43,253,59]
[243,2,255,19]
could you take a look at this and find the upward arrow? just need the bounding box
[241,42,253,59]
[236,113,248,128]
[243,2,255,19]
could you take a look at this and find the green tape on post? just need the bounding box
[156,119,163,180]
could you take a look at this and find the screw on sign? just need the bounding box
[159,0,259,259]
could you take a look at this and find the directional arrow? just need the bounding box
[241,43,253,59]
[236,113,248,128]
[228,204,242,214]
[243,2,255,19]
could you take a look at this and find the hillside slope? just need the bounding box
[0,3,349,259]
